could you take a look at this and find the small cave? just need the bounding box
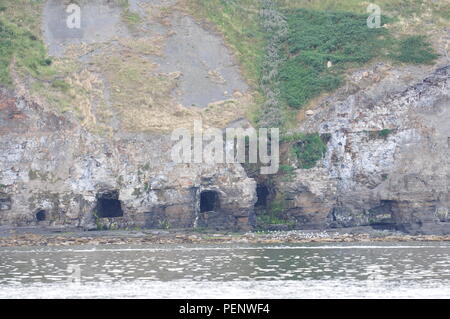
[0,193,12,211]
[35,210,47,222]
[255,184,270,208]
[96,190,123,218]
[369,200,396,230]
[200,190,219,213]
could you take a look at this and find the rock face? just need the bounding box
[280,64,450,235]
[1,1,448,234]
[0,88,256,230]
[1,65,448,233]
[0,0,257,231]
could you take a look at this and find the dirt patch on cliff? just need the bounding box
[43,0,129,57]
[152,10,249,107]
[37,0,253,133]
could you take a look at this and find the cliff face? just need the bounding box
[0,1,448,234]
[280,64,450,234]
[0,0,257,230]
[2,65,447,233]
[0,88,256,230]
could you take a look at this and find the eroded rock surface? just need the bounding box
[0,0,256,230]
[0,86,256,229]
[280,65,450,234]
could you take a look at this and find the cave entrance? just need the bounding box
[200,191,219,213]
[0,193,12,211]
[96,191,123,218]
[36,210,46,222]
[255,184,270,208]
[369,200,396,230]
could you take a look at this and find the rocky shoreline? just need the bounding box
[1,227,450,247]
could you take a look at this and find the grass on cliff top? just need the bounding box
[186,0,441,116]
[279,8,438,109]
[277,0,449,23]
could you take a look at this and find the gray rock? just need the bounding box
[279,64,450,234]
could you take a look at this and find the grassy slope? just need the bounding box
[0,0,52,86]
[1,0,255,134]
[187,0,444,122]
[279,9,438,109]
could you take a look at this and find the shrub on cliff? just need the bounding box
[291,133,327,169]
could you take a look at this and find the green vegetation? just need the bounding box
[256,213,293,228]
[280,9,388,108]
[115,0,130,9]
[120,0,142,29]
[279,164,295,175]
[0,0,53,86]
[51,79,70,92]
[290,133,327,169]
[394,35,438,64]
[158,219,171,230]
[93,211,108,231]
[368,129,394,140]
[256,0,289,129]
[0,0,442,173]
[191,1,440,132]
[0,18,50,86]
[255,190,294,229]
[278,0,448,21]
[279,9,437,109]
[122,10,142,25]
[378,129,393,138]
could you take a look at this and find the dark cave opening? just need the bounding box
[0,193,12,211]
[369,200,396,230]
[36,210,46,222]
[96,191,123,218]
[200,190,219,213]
[255,184,270,208]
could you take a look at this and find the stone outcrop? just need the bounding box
[280,64,450,234]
